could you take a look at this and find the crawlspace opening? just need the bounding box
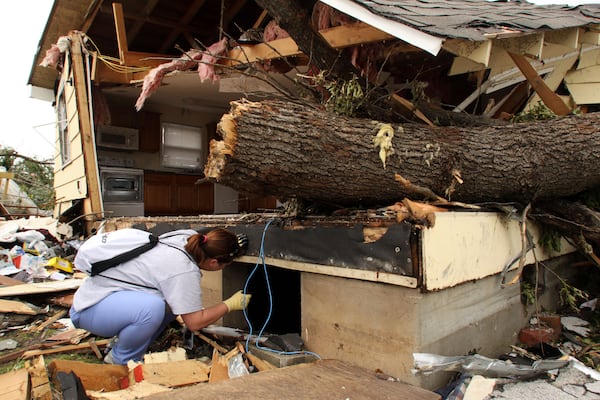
[223,262,301,336]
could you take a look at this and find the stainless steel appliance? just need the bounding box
[99,167,144,217]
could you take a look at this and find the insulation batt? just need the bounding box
[135,38,228,111]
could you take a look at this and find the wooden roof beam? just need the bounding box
[508,52,572,115]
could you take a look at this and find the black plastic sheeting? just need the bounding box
[136,220,414,276]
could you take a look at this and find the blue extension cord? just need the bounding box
[242,218,321,360]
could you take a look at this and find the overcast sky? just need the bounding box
[2,0,599,160]
[1,0,55,160]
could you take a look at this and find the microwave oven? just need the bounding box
[96,125,139,150]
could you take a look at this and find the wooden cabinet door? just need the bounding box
[144,172,173,215]
[138,111,161,153]
[175,175,214,214]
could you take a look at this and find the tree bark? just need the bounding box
[205,99,600,207]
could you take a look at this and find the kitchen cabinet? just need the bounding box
[138,111,161,153]
[144,172,213,216]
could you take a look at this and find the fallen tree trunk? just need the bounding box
[205,99,600,206]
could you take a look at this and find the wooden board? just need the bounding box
[0,368,30,400]
[48,359,127,392]
[143,360,209,387]
[142,359,440,400]
[25,356,52,400]
[0,279,85,297]
[0,299,44,315]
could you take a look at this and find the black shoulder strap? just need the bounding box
[90,234,159,276]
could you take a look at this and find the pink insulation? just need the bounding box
[197,38,228,82]
[134,49,203,111]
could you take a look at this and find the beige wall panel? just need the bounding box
[577,44,600,69]
[421,212,574,291]
[564,82,600,104]
[565,64,600,84]
[301,274,421,385]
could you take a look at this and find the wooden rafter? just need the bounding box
[112,3,128,64]
[508,52,572,115]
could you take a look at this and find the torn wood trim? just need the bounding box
[508,52,572,115]
[236,256,418,288]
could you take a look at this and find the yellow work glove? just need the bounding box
[223,290,252,312]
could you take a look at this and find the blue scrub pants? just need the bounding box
[69,291,175,364]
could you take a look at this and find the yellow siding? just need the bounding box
[52,57,89,217]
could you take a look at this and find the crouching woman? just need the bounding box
[69,227,251,364]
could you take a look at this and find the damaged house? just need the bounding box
[26,0,600,390]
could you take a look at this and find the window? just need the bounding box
[161,123,205,170]
[56,87,70,167]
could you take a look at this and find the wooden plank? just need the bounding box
[69,33,103,217]
[0,279,85,297]
[508,52,572,115]
[236,256,418,288]
[25,356,52,400]
[0,299,44,315]
[21,338,111,359]
[33,309,68,332]
[0,368,29,400]
[391,94,435,126]
[208,349,230,384]
[143,360,210,387]
[145,359,440,400]
[48,359,127,392]
[524,52,578,111]
[112,3,128,63]
[0,275,25,286]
